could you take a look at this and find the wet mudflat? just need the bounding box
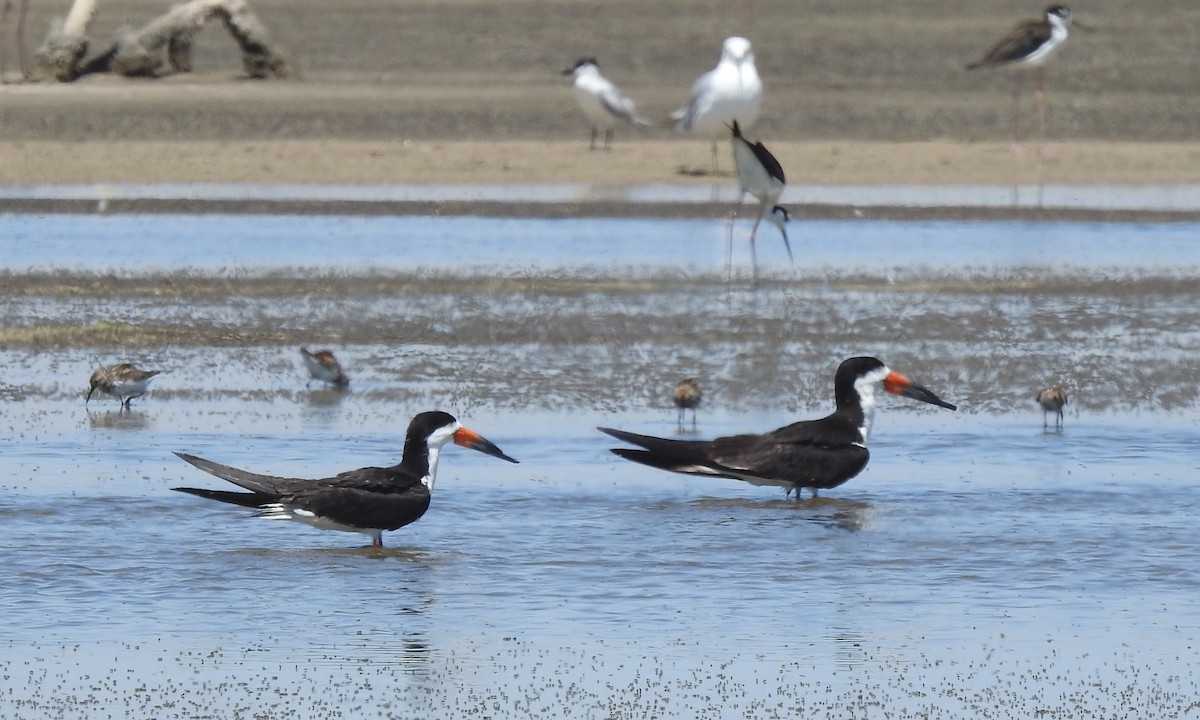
[3,213,1200,717]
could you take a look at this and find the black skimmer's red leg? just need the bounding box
[300,347,350,388]
[727,120,791,284]
[967,5,1081,154]
[601,357,956,499]
[86,363,163,408]
[173,411,518,547]
[1035,386,1068,428]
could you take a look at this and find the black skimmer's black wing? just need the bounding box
[601,357,955,498]
[173,452,434,535]
[600,417,870,493]
[172,411,517,547]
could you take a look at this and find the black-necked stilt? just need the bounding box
[728,120,791,282]
[86,363,162,407]
[300,347,349,388]
[0,0,31,83]
[1035,386,1067,428]
[562,57,652,151]
[672,36,763,173]
[967,5,1079,153]
[673,377,702,429]
[601,357,957,498]
[173,410,519,547]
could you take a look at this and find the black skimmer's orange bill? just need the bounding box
[673,378,703,428]
[728,120,791,283]
[562,57,652,151]
[300,347,349,388]
[1035,386,1068,428]
[172,411,518,547]
[600,357,956,499]
[967,6,1079,153]
[86,362,162,407]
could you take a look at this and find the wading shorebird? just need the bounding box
[562,57,652,150]
[1035,386,1067,428]
[967,5,1081,154]
[601,357,956,499]
[672,36,763,173]
[86,363,162,408]
[300,347,349,388]
[728,120,791,282]
[172,411,519,547]
[673,378,702,429]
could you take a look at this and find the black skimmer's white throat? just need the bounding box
[728,120,791,282]
[1035,386,1067,428]
[672,36,763,173]
[300,347,349,388]
[172,411,518,547]
[601,357,956,498]
[967,5,1079,153]
[86,362,162,407]
[562,57,652,151]
[673,377,702,429]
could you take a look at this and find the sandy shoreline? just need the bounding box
[3,138,1199,220]
[1,1,1196,217]
[4,138,1199,186]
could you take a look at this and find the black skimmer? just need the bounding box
[673,378,702,429]
[727,120,791,282]
[562,57,652,151]
[86,363,162,407]
[967,5,1079,153]
[172,411,518,547]
[300,347,349,388]
[672,36,763,173]
[1035,386,1067,428]
[600,357,956,498]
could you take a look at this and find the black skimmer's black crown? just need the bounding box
[600,357,956,498]
[172,410,518,547]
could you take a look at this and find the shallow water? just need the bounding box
[3,213,1200,718]
[5,212,1200,273]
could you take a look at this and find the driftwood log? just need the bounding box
[34,0,293,81]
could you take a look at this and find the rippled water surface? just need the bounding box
[3,213,1200,718]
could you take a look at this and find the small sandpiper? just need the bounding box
[300,347,349,388]
[86,362,162,407]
